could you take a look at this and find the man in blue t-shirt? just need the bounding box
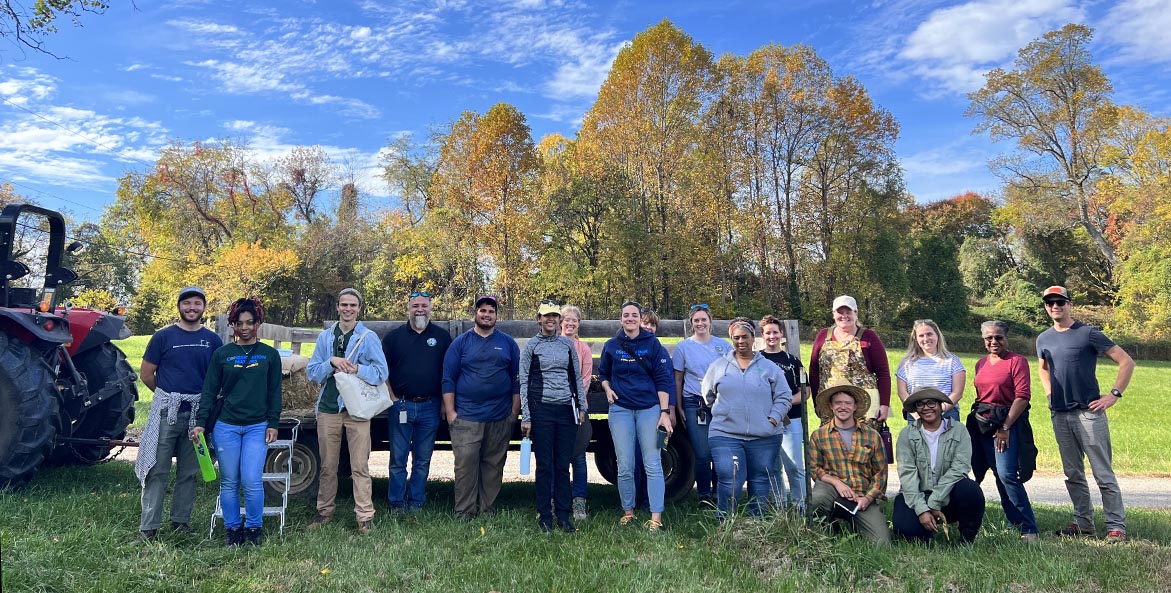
[134,286,223,541]
[1036,286,1135,542]
[442,295,520,520]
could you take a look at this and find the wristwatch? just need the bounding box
[1110,389,1123,398]
[660,408,671,415]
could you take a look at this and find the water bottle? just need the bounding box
[519,437,532,475]
[193,432,217,482]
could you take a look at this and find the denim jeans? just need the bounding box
[212,421,268,529]
[388,398,442,509]
[976,423,1038,534]
[774,417,805,510]
[682,396,714,498]
[710,435,780,516]
[609,403,664,513]
[571,452,588,498]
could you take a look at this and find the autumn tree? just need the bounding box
[1,0,109,58]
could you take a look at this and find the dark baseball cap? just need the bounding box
[178,286,207,303]
[1041,286,1071,302]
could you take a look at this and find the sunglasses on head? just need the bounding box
[690,303,709,311]
[1044,299,1069,308]
[540,299,559,306]
[477,294,498,303]
[409,291,430,298]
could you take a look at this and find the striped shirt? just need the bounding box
[809,422,888,501]
[896,354,965,394]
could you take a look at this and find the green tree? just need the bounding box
[1,0,109,58]
[901,233,969,330]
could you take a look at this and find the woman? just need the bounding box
[701,319,791,517]
[809,295,891,422]
[599,302,674,531]
[896,319,965,423]
[673,304,732,505]
[191,297,283,547]
[560,305,593,522]
[759,315,805,511]
[968,320,1039,542]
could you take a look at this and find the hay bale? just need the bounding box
[281,354,320,410]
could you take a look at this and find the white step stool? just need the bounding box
[208,418,300,538]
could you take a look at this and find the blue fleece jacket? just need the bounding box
[599,329,675,410]
[442,328,520,422]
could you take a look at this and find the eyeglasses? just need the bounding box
[982,335,1005,342]
[409,291,430,298]
[913,400,941,409]
[1043,299,1069,308]
[690,304,710,311]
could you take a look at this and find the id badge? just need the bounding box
[399,407,408,424]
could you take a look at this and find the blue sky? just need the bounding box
[2,0,1170,222]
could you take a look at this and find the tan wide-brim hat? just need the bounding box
[814,382,871,422]
[902,386,950,419]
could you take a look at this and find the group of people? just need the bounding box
[133,283,1135,548]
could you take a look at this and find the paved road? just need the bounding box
[110,449,1171,509]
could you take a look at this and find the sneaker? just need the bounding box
[538,516,554,533]
[618,513,636,526]
[1021,533,1040,544]
[357,520,375,535]
[134,529,158,544]
[243,527,263,546]
[572,497,588,521]
[558,517,576,533]
[170,522,192,534]
[1055,523,1094,537]
[644,519,663,532]
[1105,530,1126,543]
[307,514,332,530]
[224,527,243,548]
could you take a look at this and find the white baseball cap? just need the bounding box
[831,295,858,313]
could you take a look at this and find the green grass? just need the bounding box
[2,461,1170,593]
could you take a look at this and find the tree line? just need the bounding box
[4,21,1169,342]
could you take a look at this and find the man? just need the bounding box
[519,300,586,532]
[893,387,985,543]
[442,295,521,520]
[305,288,389,535]
[1037,285,1135,542]
[135,286,223,541]
[808,382,890,545]
[381,291,452,512]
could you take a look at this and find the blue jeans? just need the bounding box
[571,452,588,498]
[212,421,268,529]
[774,417,805,509]
[978,423,1038,534]
[388,398,441,509]
[682,396,714,498]
[609,404,664,513]
[711,435,780,517]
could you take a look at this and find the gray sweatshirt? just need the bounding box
[519,334,585,422]
[700,352,792,440]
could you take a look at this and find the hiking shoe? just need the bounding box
[243,527,263,546]
[307,514,332,530]
[134,529,158,544]
[1055,523,1094,537]
[618,513,636,526]
[224,527,243,548]
[572,497,588,521]
[1021,532,1040,544]
[558,517,576,533]
[170,522,192,534]
[538,516,554,533]
[358,520,375,535]
[644,519,663,532]
[1105,530,1126,543]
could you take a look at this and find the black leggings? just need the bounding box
[892,477,985,543]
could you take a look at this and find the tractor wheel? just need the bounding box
[0,333,59,490]
[53,343,137,464]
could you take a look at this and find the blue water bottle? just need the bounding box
[519,437,532,475]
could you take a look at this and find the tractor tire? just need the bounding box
[0,333,59,490]
[53,343,137,464]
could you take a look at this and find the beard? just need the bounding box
[412,314,428,331]
[475,317,495,331]
[179,309,203,323]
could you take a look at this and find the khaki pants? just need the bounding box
[450,416,512,517]
[316,410,374,522]
[810,481,891,545]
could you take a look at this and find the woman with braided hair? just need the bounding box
[192,297,283,547]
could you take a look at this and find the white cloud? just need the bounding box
[149,73,184,82]
[167,18,242,35]
[0,67,57,104]
[123,64,148,72]
[1100,0,1171,64]
[896,0,1086,94]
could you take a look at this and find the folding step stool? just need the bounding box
[209,418,301,538]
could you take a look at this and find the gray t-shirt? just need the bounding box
[1036,321,1116,411]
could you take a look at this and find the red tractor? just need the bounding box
[0,204,138,489]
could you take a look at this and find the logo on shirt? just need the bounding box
[427,338,437,347]
[714,345,725,353]
[172,339,212,349]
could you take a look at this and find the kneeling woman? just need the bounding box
[894,387,985,543]
[700,318,792,517]
[192,297,284,547]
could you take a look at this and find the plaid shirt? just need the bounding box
[809,421,888,501]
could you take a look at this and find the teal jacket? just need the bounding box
[896,418,972,516]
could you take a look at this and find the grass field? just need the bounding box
[117,333,1171,474]
[2,461,1169,593]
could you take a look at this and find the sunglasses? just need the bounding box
[982,335,1005,342]
[409,291,430,298]
[540,299,559,306]
[1044,299,1069,308]
[690,303,710,311]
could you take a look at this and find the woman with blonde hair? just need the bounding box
[896,319,965,423]
[560,304,593,521]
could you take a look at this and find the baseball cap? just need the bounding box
[1041,286,1071,302]
[831,295,858,312]
[177,286,206,303]
[537,300,561,316]
[474,295,498,310]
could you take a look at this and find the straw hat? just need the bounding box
[814,382,871,422]
[902,386,950,419]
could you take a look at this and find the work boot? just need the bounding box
[358,520,375,535]
[134,529,158,544]
[307,514,332,530]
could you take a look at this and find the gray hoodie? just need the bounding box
[519,333,585,423]
[700,352,792,441]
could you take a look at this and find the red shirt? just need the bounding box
[973,351,1031,406]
